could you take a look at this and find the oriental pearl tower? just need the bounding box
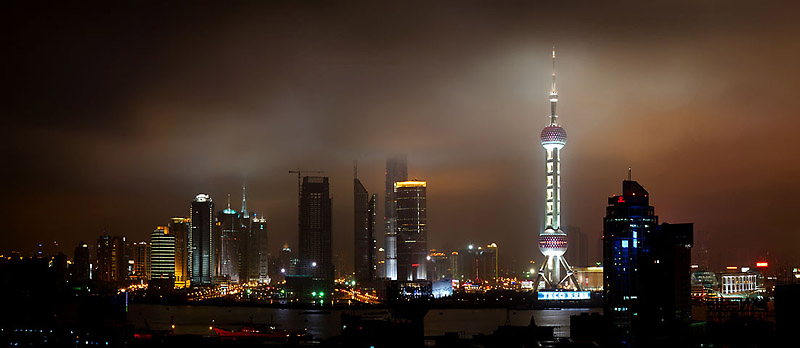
[535,48,581,291]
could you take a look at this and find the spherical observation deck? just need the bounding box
[540,125,567,150]
[538,228,568,256]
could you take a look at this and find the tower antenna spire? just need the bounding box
[227,193,231,210]
[241,184,249,218]
[549,46,559,125]
[628,167,632,181]
[552,45,557,94]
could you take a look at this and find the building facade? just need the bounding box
[96,235,126,282]
[72,241,90,281]
[150,226,175,283]
[354,175,377,284]
[169,217,190,288]
[603,179,693,345]
[384,155,407,280]
[131,241,151,280]
[298,177,334,284]
[395,180,427,281]
[216,200,240,284]
[190,193,215,286]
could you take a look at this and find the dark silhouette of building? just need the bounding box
[168,217,190,288]
[72,241,90,281]
[384,155,407,280]
[395,180,427,281]
[354,170,377,284]
[190,193,215,286]
[775,284,800,343]
[566,225,590,267]
[450,243,498,281]
[96,235,126,282]
[427,250,450,280]
[603,179,693,346]
[297,176,334,290]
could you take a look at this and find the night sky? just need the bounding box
[3,2,799,272]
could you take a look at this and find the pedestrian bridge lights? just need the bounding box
[535,48,581,291]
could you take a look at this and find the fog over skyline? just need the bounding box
[3,2,800,272]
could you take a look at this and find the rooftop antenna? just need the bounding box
[241,184,249,218]
[227,193,231,209]
[628,167,632,181]
[354,160,358,180]
[549,46,559,125]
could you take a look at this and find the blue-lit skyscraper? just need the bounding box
[603,178,694,346]
[190,193,215,286]
[217,195,240,284]
[603,179,656,339]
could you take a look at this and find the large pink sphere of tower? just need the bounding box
[540,125,567,149]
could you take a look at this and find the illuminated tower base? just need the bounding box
[535,229,581,290]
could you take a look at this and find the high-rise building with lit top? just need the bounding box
[217,195,240,284]
[72,241,90,281]
[384,155,407,280]
[150,226,175,283]
[131,241,151,280]
[395,180,427,281]
[603,179,693,345]
[534,48,581,291]
[190,193,215,286]
[169,217,190,288]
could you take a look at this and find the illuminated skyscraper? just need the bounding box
[395,180,427,281]
[243,213,269,283]
[190,193,215,286]
[169,217,190,288]
[354,167,378,283]
[217,194,240,283]
[603,178,693,345]
[535,48,581,290]
[150,226,175,283]
[96,235,126,282]
[384,155,407,280]
[131,241,151,280]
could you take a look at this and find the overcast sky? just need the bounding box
[3,1,799,272]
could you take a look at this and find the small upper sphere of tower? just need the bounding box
[540,125,567,148]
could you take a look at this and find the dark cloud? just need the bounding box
[3,1,799,272]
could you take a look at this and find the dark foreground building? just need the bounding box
[603,179,693,346]
[293,176,334,297]
[354,173,377,284]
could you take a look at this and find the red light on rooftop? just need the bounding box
[756,262,769,268]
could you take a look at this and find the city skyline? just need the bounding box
[4,2,800,272]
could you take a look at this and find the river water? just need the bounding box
[128,304,601,339]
